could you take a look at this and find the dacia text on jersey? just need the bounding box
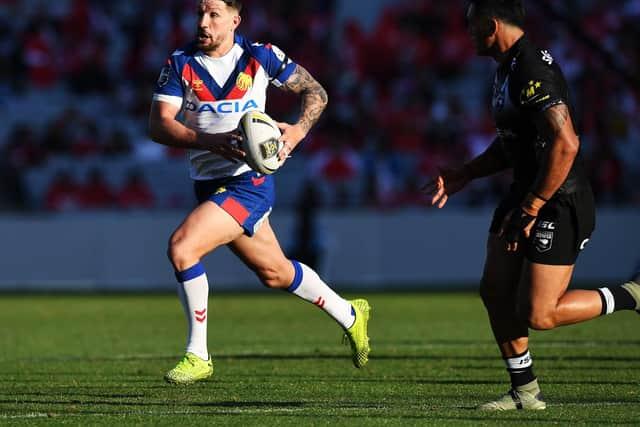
[184,99,259,114]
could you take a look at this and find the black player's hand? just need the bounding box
[205,132,245,163]
[421,167,470,208]
[499,207,537,252]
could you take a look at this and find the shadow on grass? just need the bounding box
[400,414,639,425]
[376,338,640,346]
[0,395,305,409]
[13,352,640,364]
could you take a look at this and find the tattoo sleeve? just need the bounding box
[531,103,579,199]
[281,65,328,134]
[536,103,569,141]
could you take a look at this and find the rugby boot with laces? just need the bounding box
[621,272,640,313]
[343,299,371,368]
[478,379,546,411]
[164,352,213,384]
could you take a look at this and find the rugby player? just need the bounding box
[423,0,640,410]
[149,0,370,384]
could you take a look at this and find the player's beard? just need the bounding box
[196,33,226,54]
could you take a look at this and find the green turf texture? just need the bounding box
[0,292,638,426]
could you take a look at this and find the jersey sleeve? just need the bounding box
[152,58,183,107]
[512,49,568,114]
[256,43,297,87]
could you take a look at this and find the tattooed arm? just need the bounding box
[497,103,580,251]
[530,103,580,200]
[281,64,328,134]
[275,65,328,159]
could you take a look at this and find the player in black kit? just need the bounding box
[423,0,640,410]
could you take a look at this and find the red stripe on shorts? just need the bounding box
[221,196,250,225]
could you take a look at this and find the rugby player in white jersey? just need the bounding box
[149,0,370,384]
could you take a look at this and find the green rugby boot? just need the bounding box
[344,299,371,368]
[621,273,640,313]
[478,380,546,411]
[164,353,213,384]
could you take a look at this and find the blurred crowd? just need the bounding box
[1,0,638,212]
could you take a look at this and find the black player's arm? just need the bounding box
[279,64,328,134]
[148,100,244,158]
[530,103,579,200]
[461,136,510,182]
[422,136,509,208]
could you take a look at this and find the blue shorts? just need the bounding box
[194,171,275,236]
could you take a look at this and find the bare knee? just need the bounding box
[528,308,558,330]
[257,267,290,289]
[256,261,294,289]
[167,233,199,272]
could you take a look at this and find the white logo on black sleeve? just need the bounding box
[541,50,554,65]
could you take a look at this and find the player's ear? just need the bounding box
[231,14,241,31]
[487,18,498,36]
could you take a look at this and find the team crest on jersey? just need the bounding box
[534,229,554,253]
[192,79,204,92]
[157,65,171,87]
[236,72,253,91]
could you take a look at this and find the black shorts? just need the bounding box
[489,188,596,265]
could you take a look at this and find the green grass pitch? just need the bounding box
[0,292,638,425]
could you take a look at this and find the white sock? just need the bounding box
[287,261,355,329]
[175,263,209,360]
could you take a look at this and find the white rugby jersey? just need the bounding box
[153,34,296,180]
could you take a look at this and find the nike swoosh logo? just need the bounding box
[251,176,265,186]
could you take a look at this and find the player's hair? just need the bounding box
[467,0,526,28]
[198,0,242,14]
[222,0,242,14]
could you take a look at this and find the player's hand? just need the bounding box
[275,122,304,163]
[498,192,546,251]
[421,167,470,208]
[499,207,537,252]
[204,132,246,163]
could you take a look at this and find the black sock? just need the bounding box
[597,287,636,315]
[505,350,537,389]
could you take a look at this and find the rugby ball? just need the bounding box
[237,110,284,175]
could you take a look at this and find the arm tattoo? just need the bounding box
[281,65,328,134]
[541,104,569,139]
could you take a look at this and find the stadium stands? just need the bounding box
[1,0,638,211]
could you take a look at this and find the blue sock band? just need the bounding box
[287,260,303,292]
[175,262,206,283]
